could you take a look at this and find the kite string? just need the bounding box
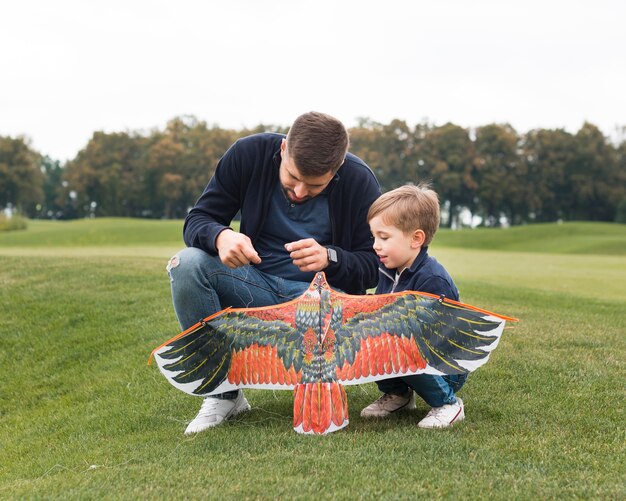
[230,253,273,309]
[232,263,254,309]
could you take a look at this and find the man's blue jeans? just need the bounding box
[167,247,311,399]
[167,247,310,331]
[376,374,467,408]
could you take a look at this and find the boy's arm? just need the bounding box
[417,276,459,301]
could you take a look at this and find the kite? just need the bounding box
[150,272,516,435]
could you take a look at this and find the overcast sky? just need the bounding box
[1,0,624,162]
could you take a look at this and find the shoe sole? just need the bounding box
[417,413,465,429]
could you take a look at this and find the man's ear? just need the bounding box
[280,138,286,157]
[411,229,426,248]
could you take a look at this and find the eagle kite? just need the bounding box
[150,272,515,434]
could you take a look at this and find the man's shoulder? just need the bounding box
[339,152,379,185]
[226,133,283,173]
[234,132,285,149]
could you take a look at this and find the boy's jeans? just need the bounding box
[167,247,310,331]
[376,374,467,408]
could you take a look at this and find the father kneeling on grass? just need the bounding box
[166,111,381,434]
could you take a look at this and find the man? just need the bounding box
[167,111,381,434]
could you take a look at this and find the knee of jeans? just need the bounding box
[166,247,213,283]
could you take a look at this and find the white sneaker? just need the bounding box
[360,390,416,418]
[418,398,465,429]
[184,392,251,435]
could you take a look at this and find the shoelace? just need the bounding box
[376,393,398,404]
[198,397,221,416]
[427,407,446,418]
[376,392,410,406]
[425,403,459,421]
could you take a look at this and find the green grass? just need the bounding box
[0,218,185,248]
[1,219,625,499]
[436,221,626,255]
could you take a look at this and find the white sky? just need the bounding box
[1,0,625,162]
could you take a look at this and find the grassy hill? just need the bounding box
[1,219,624,499]
[434,221,626,255]
[1,218,624,255]
[0,218,185,247]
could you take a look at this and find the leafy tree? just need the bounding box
[39,156,69,218]
[521,128,577,222]
[144,116,241,218]
[417,123,477,227]
[5,115,623,224]
[613,130,626,223]
[566,123,622,221]
[474,124,523,225]
[62,131,146,217]
[0,136,43,216]
[349,118,421,192]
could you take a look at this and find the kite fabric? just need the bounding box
[150,272,517,435]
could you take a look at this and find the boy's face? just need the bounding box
[369,215,425,272]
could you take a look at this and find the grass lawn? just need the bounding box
[1,219,624,499]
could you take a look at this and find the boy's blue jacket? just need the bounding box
[376,246,459,300]
[183,133,381,295]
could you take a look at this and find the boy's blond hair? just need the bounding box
[367,184,440,245]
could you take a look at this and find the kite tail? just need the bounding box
[293,382,349,435]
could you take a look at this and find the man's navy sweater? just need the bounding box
[183,133,381,295]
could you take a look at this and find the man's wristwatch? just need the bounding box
[326,247,338,264]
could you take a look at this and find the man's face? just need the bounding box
[279,139,335,204]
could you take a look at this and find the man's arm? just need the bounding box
[183,142,244,255]
[324,167,381,294]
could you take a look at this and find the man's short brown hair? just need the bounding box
[285,112,349,177]
[367,184,440,245]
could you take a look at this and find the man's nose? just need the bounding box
[294,183,308,198]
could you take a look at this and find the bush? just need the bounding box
[0,214,28,232]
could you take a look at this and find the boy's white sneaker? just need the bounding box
[184,392,250,435]
[418,398,465,429]
[360,390,416,418]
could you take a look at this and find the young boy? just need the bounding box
[360,184,465,428]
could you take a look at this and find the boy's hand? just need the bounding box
[216,229,261,269]
[285,239,329,272]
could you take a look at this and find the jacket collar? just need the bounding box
[379,246,430,280]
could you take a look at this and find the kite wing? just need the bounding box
[151,300,306,397]
[330,289,510,385]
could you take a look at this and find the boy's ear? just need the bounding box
[411,229,426,248]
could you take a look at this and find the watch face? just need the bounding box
[327,248,338,263]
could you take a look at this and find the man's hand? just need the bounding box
[285,239,329,272]
[216,229,261,269]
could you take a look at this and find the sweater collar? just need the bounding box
[379,246,430,278]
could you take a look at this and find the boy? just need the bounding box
[360,184,465,428]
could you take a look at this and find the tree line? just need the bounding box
[1,116,625,226]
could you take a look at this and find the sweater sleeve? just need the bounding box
[324,168,381,294]
[183,141,243,254]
